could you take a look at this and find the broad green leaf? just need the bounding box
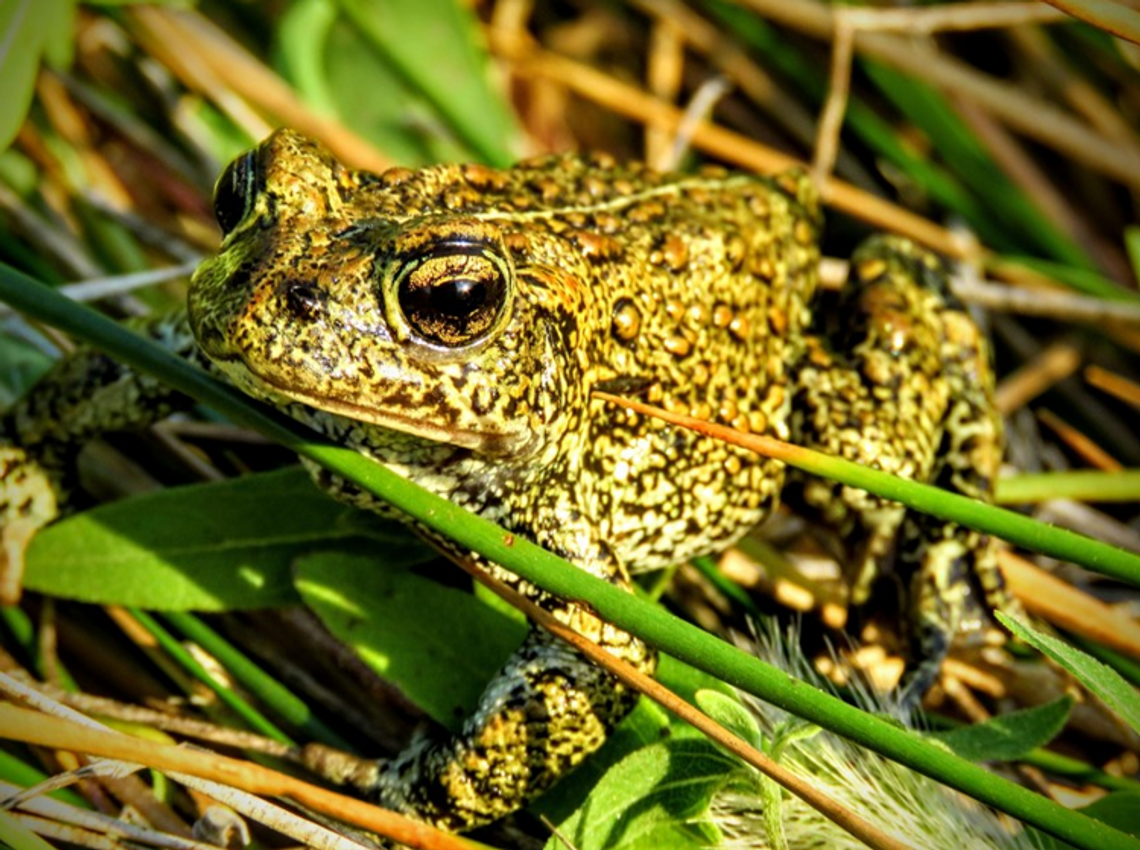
[335,0,519,165]
[24,467,428,610]
[277,0,471,165]
[294,549,526,728]
[1080,793,1140,838]
[275,0,339,114]
[999,613,1140,735]
[930,696,1073,763]
[544,738,736,850]
[38,0,74,68]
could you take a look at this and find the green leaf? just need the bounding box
[1031,792,1140,849]
[1081,793,1140,838]
[999,614,1140,735]
[39,0,74,68]
[544,738,736,850]
[277,0,473,165]
[1126,226,1140,282]
[0,333,51,407]
[24,467,429,611]
[0,0,53,150]
[294,549,527,729]
[0,809,59,850]
[930,696,1073,763]
[333,0,519,165]
[695,689,762,749]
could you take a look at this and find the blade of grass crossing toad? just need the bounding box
[593,392,1140,589]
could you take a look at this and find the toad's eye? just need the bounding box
[213,150,260,235]
[393,243,510,347]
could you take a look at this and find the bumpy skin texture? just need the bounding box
[1,130,1005,831]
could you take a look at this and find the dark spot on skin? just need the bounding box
[593,375,653,396]
[471,385,498,416]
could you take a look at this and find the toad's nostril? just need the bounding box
[283,280,326,320]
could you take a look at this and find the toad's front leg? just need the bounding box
[300,475,654,832]
[370,607,650,832]
[1,314,199,599]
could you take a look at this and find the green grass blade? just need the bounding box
[163,611,352,750]
[334,0,519,165]
[128,608,295,746]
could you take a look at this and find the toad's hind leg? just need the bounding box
[786,235,1006,700]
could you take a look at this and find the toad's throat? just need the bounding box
[210,354,518,453]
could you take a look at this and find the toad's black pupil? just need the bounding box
[432,278,486,316]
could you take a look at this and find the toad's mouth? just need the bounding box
[211,354,517,454]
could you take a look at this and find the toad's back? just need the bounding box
[309,152,825,569]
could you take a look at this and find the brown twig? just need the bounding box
[993,340,1083,414]
[1037,409,1123,472]
[813,12,855,184]
[0,703,482,850]
[1039,0,1140,45]
[1000,551,1140,662]
[1085,365,1140,412]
